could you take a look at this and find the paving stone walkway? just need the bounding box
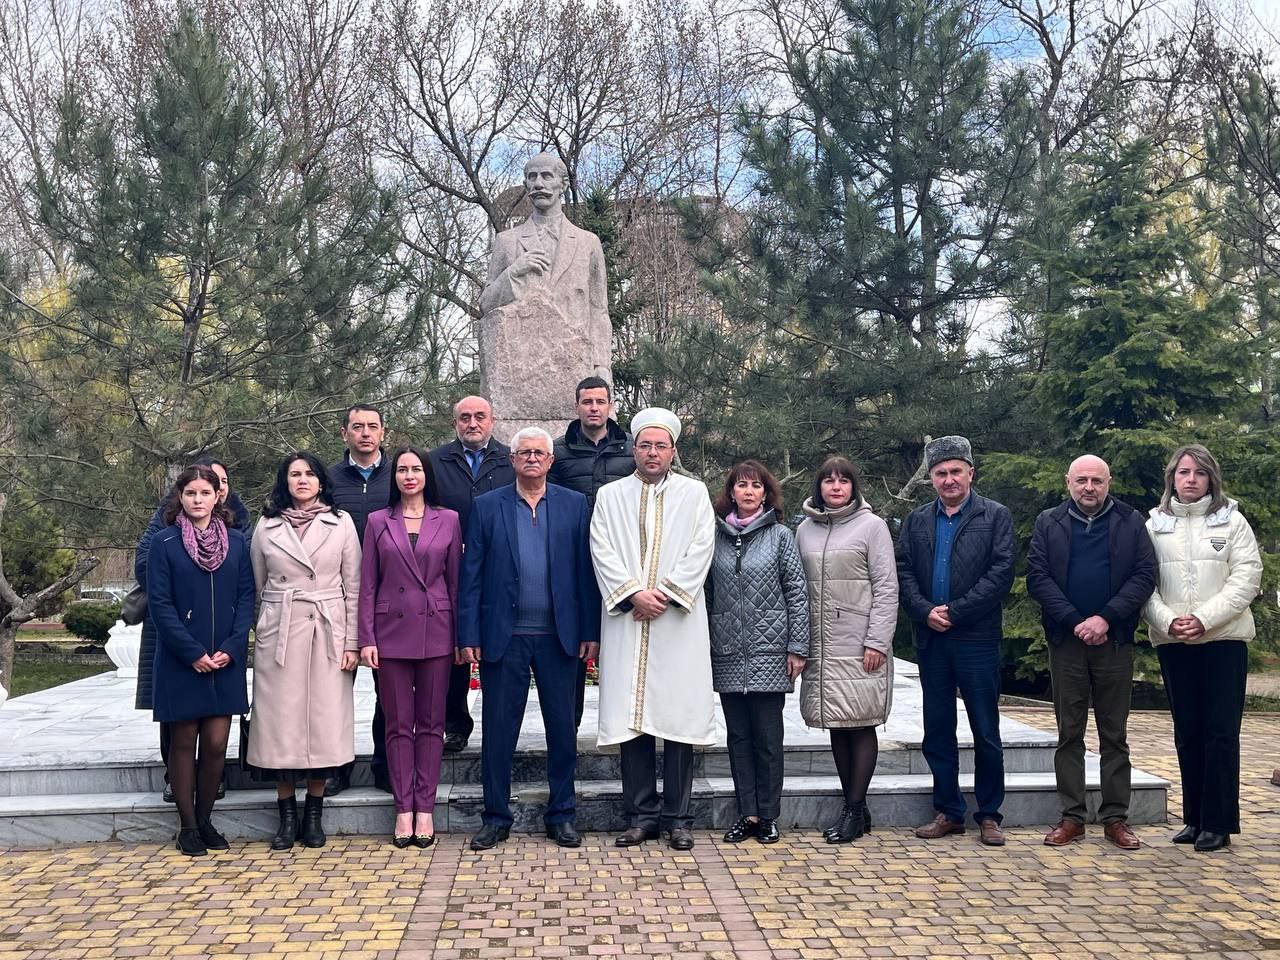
[1,709,1278,960]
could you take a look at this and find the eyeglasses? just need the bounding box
[512,449,552,460]
[636,441,672,453]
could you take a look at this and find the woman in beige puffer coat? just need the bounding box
[1143,444,1262,853]
[796,456,898,842]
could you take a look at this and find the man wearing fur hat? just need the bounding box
[896,436,1015,846]
[589,407,716,851]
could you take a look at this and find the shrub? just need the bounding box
[62,601,122,644]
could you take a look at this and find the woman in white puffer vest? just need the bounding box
[1143,444,1263,853]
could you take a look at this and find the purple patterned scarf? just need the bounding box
[176,513,229,572]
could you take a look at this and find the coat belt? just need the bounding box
[260,587,346,667]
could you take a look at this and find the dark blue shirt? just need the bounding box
[1065,502,1113,619]
[514,495,555,634]
[931,495,971,604]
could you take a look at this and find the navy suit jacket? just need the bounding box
[458,483,600,661]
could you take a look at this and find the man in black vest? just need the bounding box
[325,403,393,795]
[548,376,633,729]
[429,395,516,752]
[1027,454,1156,851]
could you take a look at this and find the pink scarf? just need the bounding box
[176,513,229,572]
[726,506,764,531]
[281,502,329,538]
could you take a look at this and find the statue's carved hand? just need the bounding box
[510,248,551,280]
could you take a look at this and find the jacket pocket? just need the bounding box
[375,601,391,615]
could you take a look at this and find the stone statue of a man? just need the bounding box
[478,152,613,440]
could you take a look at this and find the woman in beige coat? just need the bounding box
[796,456,898,843]
[249,451,361,850]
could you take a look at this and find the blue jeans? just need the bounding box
[917,637,1004,824]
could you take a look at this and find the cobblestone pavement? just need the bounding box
[1,710,1277,960]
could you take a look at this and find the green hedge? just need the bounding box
[62,601,122,644]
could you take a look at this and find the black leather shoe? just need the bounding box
[1194,830,1231,852]
[412,833,435,849]
[176,827,207,857]
[197,819,229,851]
[300,795,326,848]
[323,775,349,798]
[1171,824,1199,844]
[547,821,581,847]
[615,826,658,847]
[443,733,469,754]
[470,824,510,851]
[216,781,226,800]
[271,798,298,851]
[826,802,866,843]
[722,816,759,843]
[391,834,414,849]
[163,782,176,804]
[757,818,780,844]
[664,827,694,850]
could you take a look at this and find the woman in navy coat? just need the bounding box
[359,446,461,848]
[148,464,256,856]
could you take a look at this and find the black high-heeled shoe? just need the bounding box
[391,834,414,849]
[1194,830,1231,852]
[825,801,867,843]
[412,834,436,849]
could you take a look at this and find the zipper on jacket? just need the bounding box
[209,573,217,689]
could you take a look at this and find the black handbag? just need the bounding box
[120,584,148,625]
[238,710,253,772]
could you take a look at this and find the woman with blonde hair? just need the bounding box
[1144,443,1262,852]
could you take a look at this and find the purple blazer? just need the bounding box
[358,505,461,659]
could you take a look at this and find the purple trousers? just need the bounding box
[379,654,452,814]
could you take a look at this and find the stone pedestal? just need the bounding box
[104,620,141,678]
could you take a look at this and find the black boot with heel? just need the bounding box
[301,794,326,848]
[271,797,299,851]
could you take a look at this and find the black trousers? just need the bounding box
[620,735,695,831]
[719,692,785,819]
[1158,640,1247,834]
[444,661,475,739]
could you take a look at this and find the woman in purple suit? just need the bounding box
[359,446,462,848]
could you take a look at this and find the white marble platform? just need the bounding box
[0,659,1169,846]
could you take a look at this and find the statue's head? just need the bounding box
[524,152,567,214]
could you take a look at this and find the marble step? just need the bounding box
[0,765,1168,848]
[0,738,1061,797]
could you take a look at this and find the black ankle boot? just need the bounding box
[300,794,326,848]
[271,798,299,851]
[823,804,851,839]
[825,801,866,843]
[176,827,207,857]
[197,819,229,850]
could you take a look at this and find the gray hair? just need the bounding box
[509,426,554,452]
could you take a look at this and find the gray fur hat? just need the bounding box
[925,435,973,471]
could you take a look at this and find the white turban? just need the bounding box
[630,407,682,443]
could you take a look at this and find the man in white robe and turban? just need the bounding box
[589,407,716,850]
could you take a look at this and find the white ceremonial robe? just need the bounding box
[590,471,717,747]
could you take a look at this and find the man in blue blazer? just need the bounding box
[459,426,601,850]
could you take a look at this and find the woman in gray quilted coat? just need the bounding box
[706,460,809,844]
[796,457,898,843]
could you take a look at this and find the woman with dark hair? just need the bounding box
[135,455,252,803]
[1144,443,1262,852]
[795,457,898,843]
[249,451,362,849]
[359,446,462,848]
[706,460,809,844]
[148,464,255,856]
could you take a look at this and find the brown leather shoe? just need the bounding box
[663,827,694,850]
[914,813,965,839]
[1043,819,1085,846]
[1272,768,1280,787]
[978,819,1005,846]
[1103,821,1140,850]
[615,826,658,847]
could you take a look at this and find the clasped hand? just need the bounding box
[630,589,669,621]
[192,651,231,673]
[1169,615,1206,641]
[1073,615,1110,646]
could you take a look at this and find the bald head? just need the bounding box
[453,395,495,450]
[1065,454,1111,516]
